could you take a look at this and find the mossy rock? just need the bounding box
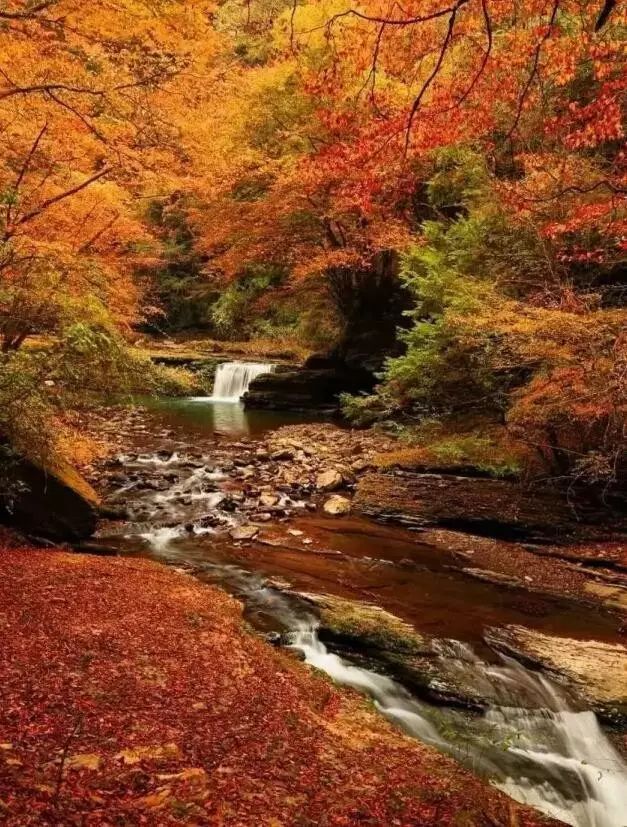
[299,592,430,655]
[0,456,99,541]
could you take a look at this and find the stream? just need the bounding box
[94,362,627,827]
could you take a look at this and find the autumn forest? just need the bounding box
[0,1,626,825]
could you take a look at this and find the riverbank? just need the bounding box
[0,539,557,826]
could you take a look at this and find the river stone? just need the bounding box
[230,524,259,541]
[316,469,343,492]
[323,495,351,516]
[259,492,279,507]
[485,625,627,725]
[299,593,429,655]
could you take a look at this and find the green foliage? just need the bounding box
[210,263,287,338]
[0,349,57,463]
[142,197,214,332]
[427,435,523,478]
[377,220,507,415]
[342,148,624,484]
[0,321,207,468]
[340,390,400,427]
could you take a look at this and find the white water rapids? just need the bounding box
[210,361,275,402]
[289,623,627,827]
[137,524,627,827]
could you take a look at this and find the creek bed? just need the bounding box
[91,393,627,827]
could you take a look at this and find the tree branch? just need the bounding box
[5,122,47,229]
[595,0,616,30]
[404,2,466,154]
[13,167,110,231]
[0,1,55,20]
[505,0,560,141]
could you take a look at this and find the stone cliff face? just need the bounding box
[244,360,371,412]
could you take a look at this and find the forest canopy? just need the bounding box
[0,0,624,485]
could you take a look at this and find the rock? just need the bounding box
[354,471,622,541]
[244,368,355,413]
[323,495,351,516]
[197,513,227,528]
[301,592,428,655]
[271,448,294,461]
[259,492,279,508]
[263,632,282,646]
[316,469,343,492]
[485,625,627,725]
[230,525,259,541]
[0,456,99,541]
[97,504,129,520]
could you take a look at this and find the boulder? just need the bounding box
[0,456,99,541]
[259,492,279,508]
[316,469,343,492]
[244,367,354,413]
[230,524,259,541]
[323,495,351,516]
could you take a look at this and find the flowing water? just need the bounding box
[208,361,275,402]
[95,399,627,827]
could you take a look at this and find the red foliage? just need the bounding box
[0,546,558,826]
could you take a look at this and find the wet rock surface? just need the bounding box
[295,592,568,712]
[486,625,627,726]
[323,494,351,515]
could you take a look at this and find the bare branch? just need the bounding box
[505,0,560,141]
[13,167,110,231]
[44,90,106,141]
[0,1,55,20]
[0,83,105,102]
[519,180,627,202]
[404,2,466,155]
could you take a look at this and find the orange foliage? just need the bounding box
[188,0,625,282]
[0,0,219,343]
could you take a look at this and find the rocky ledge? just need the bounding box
[354,469,626,542]
[0,455,99,541]
[486,625,627,726]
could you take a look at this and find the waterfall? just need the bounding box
[288,626,627,827]
[129,524,627,827]
[211,361,275,402]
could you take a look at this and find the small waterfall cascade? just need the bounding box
[131,529,627,827]
[211,361,275,402]
[287,626,627,827]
